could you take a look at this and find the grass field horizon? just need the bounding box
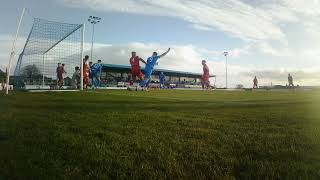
[1,90,320,179]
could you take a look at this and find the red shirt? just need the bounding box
[130,56,141,70]
[203,64,210,76]
[83,62,89,77]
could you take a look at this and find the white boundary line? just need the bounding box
[29,90,80,93]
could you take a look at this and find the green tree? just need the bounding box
[21,64,41,79]
[0,69,5,77]
[0,68,6,82]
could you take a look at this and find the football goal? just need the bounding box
[14,18,84,90]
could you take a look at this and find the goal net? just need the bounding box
[14,18,84,90]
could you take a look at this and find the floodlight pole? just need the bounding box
[6,8,26,95]
[223,52,229,89]
[91,24,94,60]
[88,16,101,61]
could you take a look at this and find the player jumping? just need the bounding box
[202,60,210,90]
[139,48,171,91]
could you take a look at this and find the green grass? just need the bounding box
[0,90,320,179]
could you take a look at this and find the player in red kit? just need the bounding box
[83,55,90,89]
[129,52,146,86]
[202,60,210,90]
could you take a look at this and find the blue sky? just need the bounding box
[1,0,320,87]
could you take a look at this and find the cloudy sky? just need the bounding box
[1,0,320,87]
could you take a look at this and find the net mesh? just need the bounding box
[14,18,83,89]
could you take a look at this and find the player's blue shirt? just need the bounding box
[91,63,102,76]
[159,73,165,83]
[144,55,161,77]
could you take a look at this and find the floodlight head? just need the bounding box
[89,16,93,18]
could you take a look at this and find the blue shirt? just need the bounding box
[159,73,165,82]
[92,63,102,75]
[144,56,161,77]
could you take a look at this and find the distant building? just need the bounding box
[259,85,290,89]
[13,64,217,89]
[101,64,216,88]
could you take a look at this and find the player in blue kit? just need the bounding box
[91,60,103,90]
[159,72,166,89]
[139,48,171,90]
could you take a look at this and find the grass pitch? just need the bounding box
[0,90,320,179]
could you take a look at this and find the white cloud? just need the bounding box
[90,42,320,87]
[60,0,290,41]
[192,24,213,31]
[58,0,320,60]
[0,35,25,72]
[257,42,293,57]
[282,0,320,16]
[240,69,320,86]
[264,5,299,22]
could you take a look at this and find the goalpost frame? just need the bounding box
[43,24,84,55]
[80,24,85,91]
[39,23,85,90]
[42,54,45,88]
[6,8,26,95]
[10,13,85,92]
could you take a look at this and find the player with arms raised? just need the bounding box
[139,48,171,91]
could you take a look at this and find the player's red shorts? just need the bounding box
[131,69,144,79]
[202,74,210,82]
[58,74,63,82]
[83,73,89,84]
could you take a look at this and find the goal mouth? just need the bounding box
[14,18,84,91]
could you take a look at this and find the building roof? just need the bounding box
[102,64,216,78]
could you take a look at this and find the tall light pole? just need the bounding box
[223,51,229,89]
[88,16,102,61]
